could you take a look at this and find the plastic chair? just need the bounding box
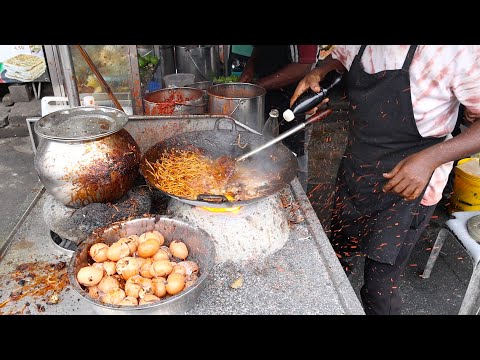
[41,96,69,116]
[422,211,480,314]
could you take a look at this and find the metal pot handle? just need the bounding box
[228,99,245,118]
[214,117,238,135]
[197,194,231,203]
[213,116,262,135]
[186,49,209,81]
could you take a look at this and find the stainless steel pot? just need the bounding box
[34,106,141,208]
[143,87,206,115]
[175,45,221,82]
[157,45,176,78]
[186,81,213,108]
[207,83,266,133]
[68,216,216,315]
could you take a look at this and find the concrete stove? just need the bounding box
[167,193,290,263]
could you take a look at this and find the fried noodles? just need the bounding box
[144,148,233,200]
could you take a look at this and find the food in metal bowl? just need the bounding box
[68,216,215,315]
[143,88,206,115]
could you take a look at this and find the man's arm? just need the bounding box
[255,62,313,90]
[383,118,480,201]
[238,47,258,83]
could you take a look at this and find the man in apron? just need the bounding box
[239,45,319,191]
[290,45,480,315]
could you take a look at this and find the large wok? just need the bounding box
[140,118,298,208]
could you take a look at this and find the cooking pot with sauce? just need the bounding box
[143,87,206,115]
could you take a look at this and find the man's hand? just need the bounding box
[290,69,323,114]
[239,67,254,83]
[291,69,322,105]
[382,153,437,201]
[289,55,346,113]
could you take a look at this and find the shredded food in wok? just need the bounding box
[144,148,236,200]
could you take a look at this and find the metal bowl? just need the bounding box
[68,215,216,315]
[143,87,206,115]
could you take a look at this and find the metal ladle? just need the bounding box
[236,108,333,162]
[213,108,333,184]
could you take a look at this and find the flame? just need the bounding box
[197,206,242,213]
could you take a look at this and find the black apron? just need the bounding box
[253,45,307,156]
[330,45,445,265]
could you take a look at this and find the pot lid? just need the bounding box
[34,106,129,141]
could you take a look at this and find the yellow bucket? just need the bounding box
[449,157,480,213]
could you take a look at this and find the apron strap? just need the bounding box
[357,45,368,59]
[351,45,368,69]
[401,45,418,71]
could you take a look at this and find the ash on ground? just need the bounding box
[43,186,152,244]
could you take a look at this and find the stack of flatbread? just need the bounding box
[3,54,46,82]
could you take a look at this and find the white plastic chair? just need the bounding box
[41,96,69,116]
[422,211,480,314]
[26,97,70,154]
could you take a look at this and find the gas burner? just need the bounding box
[43,186,152,244]
[167,194,290,263]
[49,231,77,254]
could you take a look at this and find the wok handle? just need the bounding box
[197,194,231,203]
[304,108,333,125]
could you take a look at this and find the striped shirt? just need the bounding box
[331,45,480,206]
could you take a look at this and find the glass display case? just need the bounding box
[70,45,140,115]
[44,45,143,115]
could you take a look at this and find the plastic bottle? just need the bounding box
[262,109,280,137]
[83,95,95,107]
[283,70,343,122]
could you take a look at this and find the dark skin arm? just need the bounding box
[239,47,316,90]
[255,63,314,90]
[238,47,257,83]
[383,118,480,201]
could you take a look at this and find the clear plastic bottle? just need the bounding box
[283,70,343,122]
[83,95,96,107]
[262,109,280,137]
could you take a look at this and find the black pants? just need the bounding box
[354,203,436,315]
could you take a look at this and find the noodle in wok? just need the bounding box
[144,148,234,200]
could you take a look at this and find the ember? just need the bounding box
[0,260,69,313]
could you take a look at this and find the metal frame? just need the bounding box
[57,45,80,107]
[43,45,66,98]
[127,45,143,115]
[44,45,145,115]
